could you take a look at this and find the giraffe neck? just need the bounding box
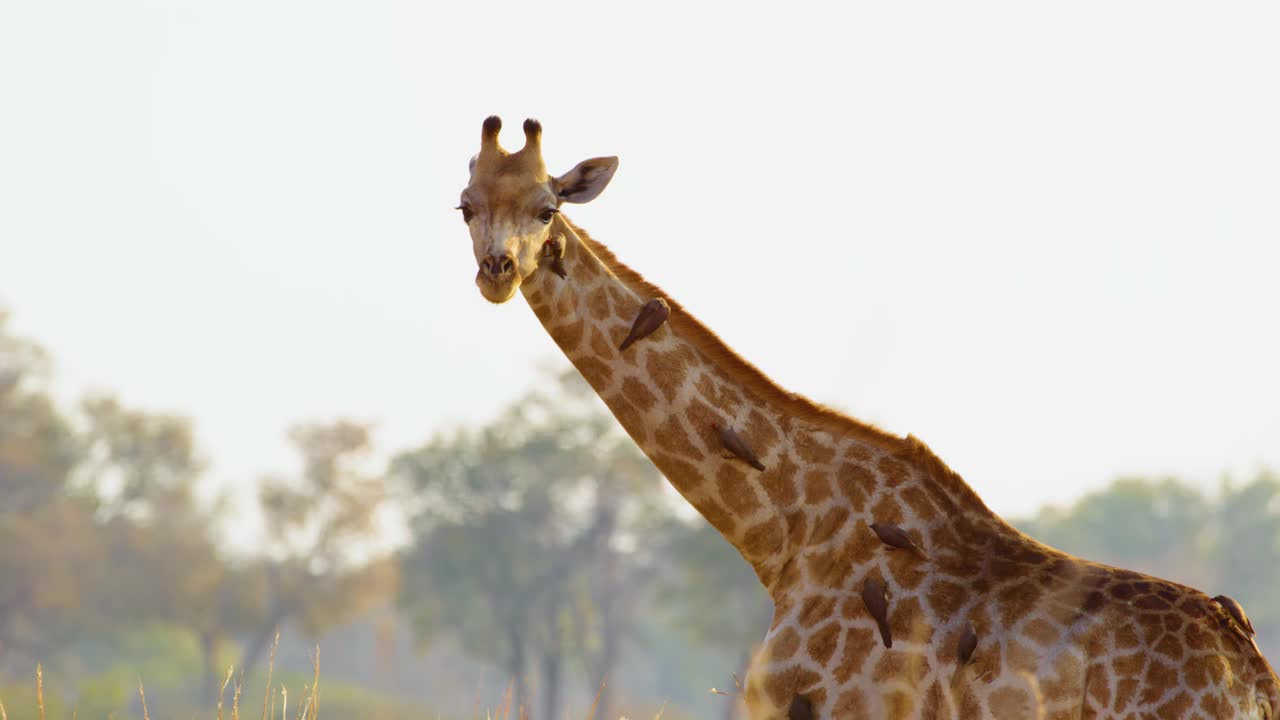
[519,217,1000,595]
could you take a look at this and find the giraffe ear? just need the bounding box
[554,156,618,204]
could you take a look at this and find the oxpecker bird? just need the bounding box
[862,577,892,648]
[542,234,567,279]
[1213,594,1255,637]
[714,422,766,472]
[619,297,670,351]
[870,522,929,559]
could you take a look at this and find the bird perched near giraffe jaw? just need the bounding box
[542,234,567,279]
[870,522,929,559]
[713,421,766,471]
[619,297,670,351]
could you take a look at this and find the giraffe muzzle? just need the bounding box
[475,252,522,304]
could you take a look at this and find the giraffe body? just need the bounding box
[456,117,1280,719]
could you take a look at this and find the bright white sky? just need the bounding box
[1,1,1277,518]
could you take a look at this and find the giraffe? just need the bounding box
[456,116,1280,719]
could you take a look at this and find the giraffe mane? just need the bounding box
[566,218,996,517]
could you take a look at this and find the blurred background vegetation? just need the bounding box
[1,307,1276,719]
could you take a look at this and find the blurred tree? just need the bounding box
[0,312,91,672]
[569,455,671,720]
[242,420,398,680]
[0,498,104,673]
[655,520,773,720]
[395,370,666,720]
[78,394,259,699]
[1210,473,1280,630]
[1015,477,1212,585]
[0,311,82,518]
[79,394,206,519]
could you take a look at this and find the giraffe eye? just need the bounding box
[456,205,475,223]
[538,208,558,224]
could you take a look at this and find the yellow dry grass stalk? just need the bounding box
[585,680,604,720]
[261,629,280,720]
[36,663,45,720]
[0,693,7,720]
[232,669,245,720]
[137,679,151,720]
[218,665,235,720]
[492,681,512,720]
[299,646,320,720]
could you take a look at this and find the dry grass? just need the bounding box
[37,663,44,720]
[138,679,151,720]
[0,645,677,720]
[3,631,326,720]
[261,630,279,720]
[217,666,235,720]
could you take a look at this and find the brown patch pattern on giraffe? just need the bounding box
[716,463,761,516]
[620,377,657,413]
[654,415,702,461]
[588,325,615,361]
[574,355,612,389]
[695,372,744,410]
[645,346,693,402]
[549,316,585,351]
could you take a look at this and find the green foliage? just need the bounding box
[1016,477,1212,581]
[266,670,427,720]
[0,311,83,516]
[0,311,398,711]
[0,678,69,720]
[79,393,206,520]
[395,371,661,650]
[655,520,771,654]
[248,420,399,662]
[71,667,134,719]
[395,370,668,719]
[1211,472,1280,627]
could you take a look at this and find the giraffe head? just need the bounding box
[458,116,619,303]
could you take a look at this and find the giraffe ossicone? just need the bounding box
[456,116,1280,719]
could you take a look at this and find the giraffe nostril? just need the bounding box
[483,253,515,277]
